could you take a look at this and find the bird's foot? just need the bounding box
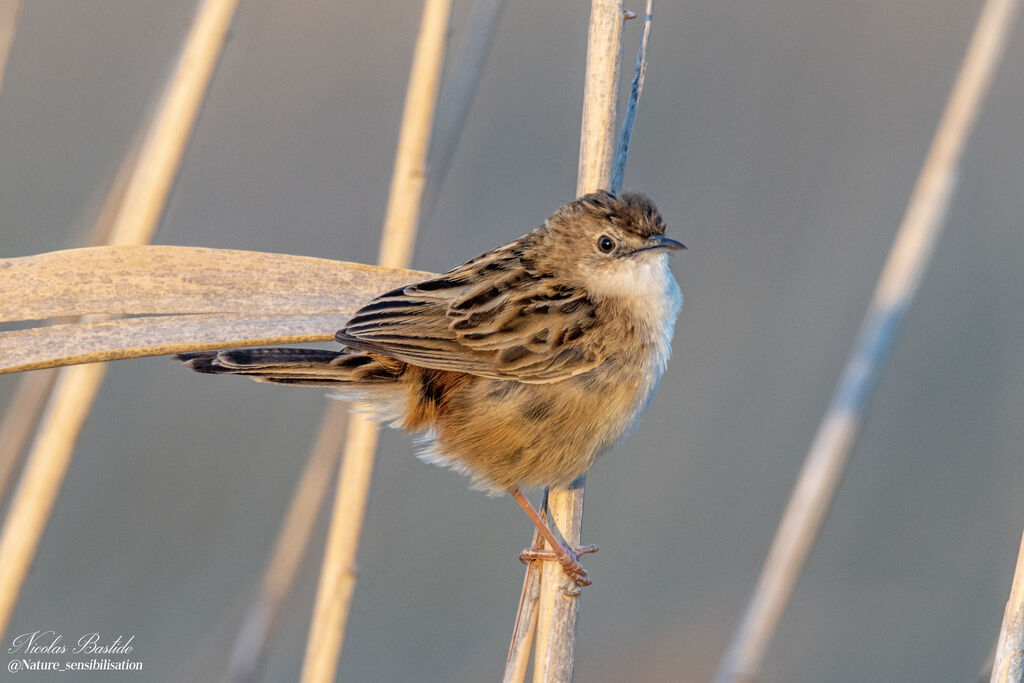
[519,544,599,586]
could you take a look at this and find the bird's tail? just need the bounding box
[174,348,404,387]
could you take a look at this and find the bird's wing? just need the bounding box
[337,243,607,383]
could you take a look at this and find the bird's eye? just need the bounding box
[597,235,616,253]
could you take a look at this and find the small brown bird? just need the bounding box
[177,190,684,585]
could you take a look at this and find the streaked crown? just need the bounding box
[549,190,667,239]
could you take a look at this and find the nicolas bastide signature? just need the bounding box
[8,630,135,655]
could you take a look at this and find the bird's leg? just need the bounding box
[510,487,598,586]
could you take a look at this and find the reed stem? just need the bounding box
[713,0,1022,678]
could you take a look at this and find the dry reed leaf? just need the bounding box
[1,245,431,321]
[0,245,433,374]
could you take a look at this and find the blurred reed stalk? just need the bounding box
[713,0,1022,680]
[0,0,25,507]
[0,0,238,638]
[0,137,141,508]
[229,1,510,679]
[298,1,451,681]
[420,0,506,225]
[0,370,55,509]
[0,0,19,93]
[223,413,346,682]
[990,530,1024,683]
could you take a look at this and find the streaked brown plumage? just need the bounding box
[177,190,684,584]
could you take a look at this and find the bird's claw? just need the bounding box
[519,544,599,586]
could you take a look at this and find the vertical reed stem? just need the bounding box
[532,3,624,682]
[298,1,451,680]
[224,408,346,682]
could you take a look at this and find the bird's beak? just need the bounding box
[631,235,687,254]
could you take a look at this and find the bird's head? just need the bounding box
[537,191,685,299]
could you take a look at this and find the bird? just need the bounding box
[176,190,684,585]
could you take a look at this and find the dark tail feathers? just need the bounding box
[174,348,403,386]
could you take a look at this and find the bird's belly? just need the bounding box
[420,362,652,492]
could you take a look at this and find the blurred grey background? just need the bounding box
[1,0,1023,681]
